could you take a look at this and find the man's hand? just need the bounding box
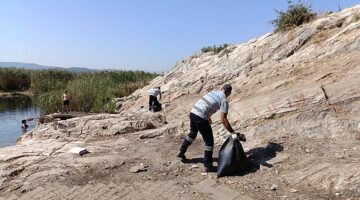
[236,133,246,142]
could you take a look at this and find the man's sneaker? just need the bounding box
[177,152,186,160]
[203,165,217,173]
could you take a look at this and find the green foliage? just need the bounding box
[30,70,74,93]
[65,74,114,112]
[0,67,157,114]
[35,70,157,113]
[0,68,31,92]
[35,90,63,114]
[201,43,229,54]
[271,0,316,32]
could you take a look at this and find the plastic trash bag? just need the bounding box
[217,133,248,177]
[152,102,162,112]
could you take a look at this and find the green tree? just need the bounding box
[201,43,229,54]
[271,0,316,32]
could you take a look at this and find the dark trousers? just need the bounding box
[179,113,214,167]
[149,95,159,110]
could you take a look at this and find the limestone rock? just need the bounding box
[130,164,147,173]
[1,5,360,198]
[69,147,89,156]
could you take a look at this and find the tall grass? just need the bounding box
[0,68,31,91]
[0,68,157,113]
[38,71,156,113]
[30,70,74,93]
[35,90,63,114]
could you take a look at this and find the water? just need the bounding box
[0,97,40,148]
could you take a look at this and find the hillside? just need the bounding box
[0,62,92,73]
[0,5,359,200]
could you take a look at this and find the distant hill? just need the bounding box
[0,62,93,73]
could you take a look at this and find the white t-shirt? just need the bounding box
[191,91,229,119]
[149,88,161,97]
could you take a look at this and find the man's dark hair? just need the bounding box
[222,84,232,93]
[22,120,26,124]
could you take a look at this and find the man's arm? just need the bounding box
[158,93,161,101]
[221,112,235,133]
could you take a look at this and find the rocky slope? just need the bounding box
[1,5,360,200]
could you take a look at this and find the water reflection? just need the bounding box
[0,96,40,147]
[0,97,34,112]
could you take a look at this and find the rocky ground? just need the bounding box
[0,108,358,199]
[1,5,360,200]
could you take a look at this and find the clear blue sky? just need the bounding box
[0,0,359,72]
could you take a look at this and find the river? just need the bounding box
[0,96,40,147]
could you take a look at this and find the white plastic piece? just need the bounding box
[69,147,88,156]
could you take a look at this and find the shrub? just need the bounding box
[0,68,31,91]
[201,43,229,54]
[271,0,316,32]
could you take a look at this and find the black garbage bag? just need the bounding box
[152,101,162,112]
[217,134,248,177]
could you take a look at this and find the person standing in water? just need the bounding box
[21,120,28,131]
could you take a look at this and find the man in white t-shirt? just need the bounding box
[177,84,245,172]
[149,87,161,111]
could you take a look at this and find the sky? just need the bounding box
[0,0,359,72]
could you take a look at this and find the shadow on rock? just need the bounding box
[222,142,284,177]
[182,157,218,164]
[244,142,284,173]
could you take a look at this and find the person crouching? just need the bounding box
[177,84,240,172]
